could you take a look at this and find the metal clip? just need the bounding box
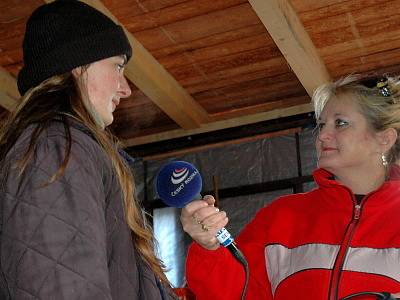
[377,78,391,97]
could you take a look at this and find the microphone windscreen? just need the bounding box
[156,161,202,208]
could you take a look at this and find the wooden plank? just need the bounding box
[113,108,178,138]
[0,1,35,66]
[44,0,211,129]
[323,35,400,66]
[248,0,331,96]
[0,66,19,111]
[311,13,400,56]
[183,57,287,90]
[114,91,309,131]
[158,33,275,69]
[120,0,246,32]
[132,0,188,12]
[201,89,306,113]
[133,3,260,50]
[151,24,267,59]
[302,1,398,37]
[211,95,309,120]
[193,76,306,111]
[294,0,388,23]
[320,30,400,59]
[193,73,301,101]
[170,47,282,82]
[327,47,400,78]
[200,88,307,115]
[141,127,300,161]
[122,102,313,146]
[291,0,348,15]
[102,0,144,18]
[187,68,288,95]
[0,26,25,66]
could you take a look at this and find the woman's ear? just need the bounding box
[71,67,82,78]
[378,128,398,152]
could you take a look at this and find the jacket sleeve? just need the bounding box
[186,243,245,300]
[2,130,114,299]
[185,207,274,300]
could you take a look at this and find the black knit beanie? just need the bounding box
[17,0,132,95]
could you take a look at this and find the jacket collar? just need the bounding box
[312,166,400,207]
[313,165,400,187]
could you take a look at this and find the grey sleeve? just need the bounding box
[2,131,113,300]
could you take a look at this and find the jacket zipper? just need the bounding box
[328,192,363,300]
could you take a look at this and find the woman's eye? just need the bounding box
[117,64,124,72]
[335,119,348,128]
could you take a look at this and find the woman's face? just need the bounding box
[315,93,384,176]
[77,55,131,127]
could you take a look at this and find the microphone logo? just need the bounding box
[156,161,202,207]
[171,168,189,184]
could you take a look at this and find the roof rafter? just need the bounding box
[123,102,312,146]
[248,0,331,96]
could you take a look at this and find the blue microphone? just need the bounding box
[155,161,237,250]
[155,160,202,208]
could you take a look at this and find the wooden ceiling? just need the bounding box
[1,0,400,155]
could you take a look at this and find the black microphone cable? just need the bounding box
[341,291,399,300]
[226,242,249,300]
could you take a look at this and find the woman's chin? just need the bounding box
[317,158,337,172]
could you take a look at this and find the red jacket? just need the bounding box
[186,168,400,299]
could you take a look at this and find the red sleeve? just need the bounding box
[186,207,274,300]
[186,243,245,300]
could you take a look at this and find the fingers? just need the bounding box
[192,204,222,224]
[186,213,228,250]
[181,198,208,218]
[180,195,229,250]
[203,194,216,206]
[197,209,226,230]
[181,195,217,221]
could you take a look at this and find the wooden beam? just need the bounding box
[123,102,313,146]
[141,127,301,161]
[44,0,211,129]
[0,66,19,111]
[248,0,331,96]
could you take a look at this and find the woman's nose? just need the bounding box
[317,125,333,141]
[118,75,131,98]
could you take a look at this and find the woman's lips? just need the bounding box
[112,99,120,111]
[322,147,336,152]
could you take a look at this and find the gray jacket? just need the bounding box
[0,120,174,300]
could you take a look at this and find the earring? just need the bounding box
[381,153,388,166]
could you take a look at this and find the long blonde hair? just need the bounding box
[0,72,169,285]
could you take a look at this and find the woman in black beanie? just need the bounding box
[0,1,176,299]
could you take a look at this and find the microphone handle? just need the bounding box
[201,199,242,259]
[216,227,234,247]
[216,227,241,258]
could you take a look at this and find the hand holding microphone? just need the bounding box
[180,195,228,251]
[155,161,235,252]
